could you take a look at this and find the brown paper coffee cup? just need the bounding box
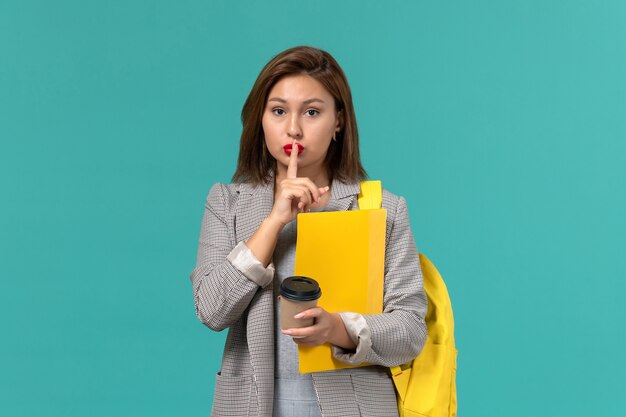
[279,276,322,330]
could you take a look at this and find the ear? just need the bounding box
[335,109,344,132]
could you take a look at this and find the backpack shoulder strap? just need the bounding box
[358,180,382,210]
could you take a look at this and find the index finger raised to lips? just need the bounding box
[287,140,298,179]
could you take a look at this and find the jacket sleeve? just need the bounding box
[333,195,428,367]
[189,183,273,331]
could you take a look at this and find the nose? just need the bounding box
[287,115,302,138]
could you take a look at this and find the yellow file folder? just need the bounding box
[294,201,386,373]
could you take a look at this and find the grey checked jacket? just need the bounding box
[190,179,428,417]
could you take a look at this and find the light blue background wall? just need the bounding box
[1,1,624,416]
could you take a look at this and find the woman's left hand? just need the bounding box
[282,308,357,350]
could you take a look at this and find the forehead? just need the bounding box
[267,74,333,102]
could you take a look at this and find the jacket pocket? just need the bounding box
[352,373,399,417]
[211,373,256,417]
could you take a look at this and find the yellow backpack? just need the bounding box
[390,254,458,417]
[359,182,458,417]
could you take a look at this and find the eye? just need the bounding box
[272,108,286,116]
[305,109,320,117]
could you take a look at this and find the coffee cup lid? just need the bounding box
[280,276,321,302]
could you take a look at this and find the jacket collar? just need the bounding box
[327,179,360,212]
[236,179,274,196]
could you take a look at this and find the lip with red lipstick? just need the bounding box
[283,143,304,156]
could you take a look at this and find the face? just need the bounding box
[262,74,341,178]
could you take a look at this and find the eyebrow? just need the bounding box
[267,97,326,105]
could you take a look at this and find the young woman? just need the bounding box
[190,46,427,417]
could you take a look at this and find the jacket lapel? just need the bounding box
[327,179,360,212]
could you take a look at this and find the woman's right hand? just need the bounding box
[269,140,330,226]
[245,141,329,267]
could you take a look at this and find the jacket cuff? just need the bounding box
[226,241,274,288]
[331,312,372,365]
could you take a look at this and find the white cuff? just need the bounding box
[331,312,372,365]
[226,241,274,288]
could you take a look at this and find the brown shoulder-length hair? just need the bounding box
[232,45,367,185]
